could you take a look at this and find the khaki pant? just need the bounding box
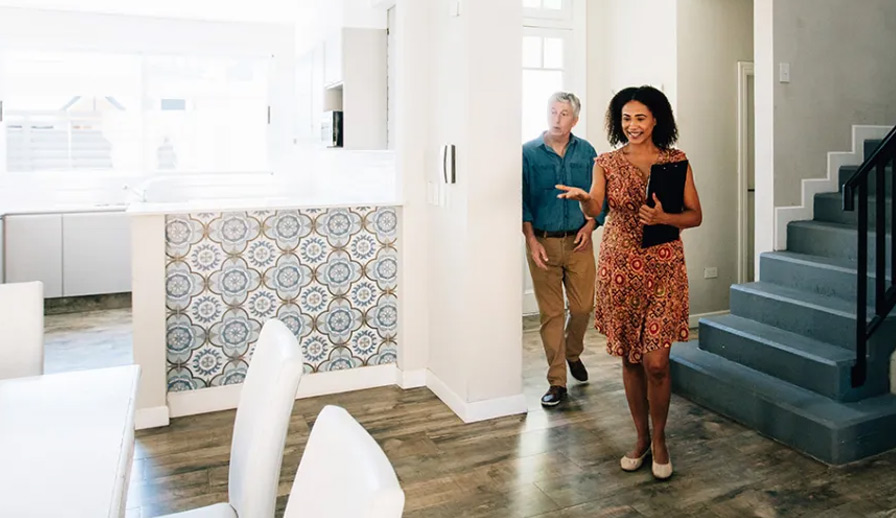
[527,236,596,387]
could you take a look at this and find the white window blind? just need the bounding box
[1,50,270,174]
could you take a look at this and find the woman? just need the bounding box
[557,86,702,480]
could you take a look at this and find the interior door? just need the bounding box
[747,72,755,282]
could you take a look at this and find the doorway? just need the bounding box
[738,61,755,284]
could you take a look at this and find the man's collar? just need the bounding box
[540,131,578,149]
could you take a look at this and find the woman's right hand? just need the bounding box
[556,184,590,202]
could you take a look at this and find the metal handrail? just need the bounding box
[841,125,896,387]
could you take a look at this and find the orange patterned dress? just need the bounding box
[594,148,690,363]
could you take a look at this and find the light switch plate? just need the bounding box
[779,62,790,83]
[704,266,718,279]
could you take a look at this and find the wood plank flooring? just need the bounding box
[44,310,896,517]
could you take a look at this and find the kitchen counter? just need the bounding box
[130,189,402,428]
[0,203,127,217]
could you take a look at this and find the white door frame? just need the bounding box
[737,61,755,284]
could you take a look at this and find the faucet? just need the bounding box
[123,184,147,203]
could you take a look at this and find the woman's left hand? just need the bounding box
[639,194,667,225]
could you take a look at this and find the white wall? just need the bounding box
[586,0,753,319]
[605,0,678,111]
[771,0,896,207]
[396,0,525,420]
[394,0,430,385]
[754,0,775,271]
[677,0,753,316]
[584,0,677,146]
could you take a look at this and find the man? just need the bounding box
[522,92,607,407]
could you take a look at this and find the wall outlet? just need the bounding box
[704,267,718,279]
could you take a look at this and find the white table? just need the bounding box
[0,365,140,518]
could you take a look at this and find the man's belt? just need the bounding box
[532,228,580,238]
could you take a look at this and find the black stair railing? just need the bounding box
[842,124,896,387]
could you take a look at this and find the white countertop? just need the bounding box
[0,203,127,218]
[127,195,401,215]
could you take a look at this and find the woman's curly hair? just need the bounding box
[605,85,678,149]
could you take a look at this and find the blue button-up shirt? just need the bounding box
[523,132,608,232]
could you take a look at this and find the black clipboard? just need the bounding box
[641,160,688,248]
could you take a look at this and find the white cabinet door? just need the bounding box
[323,30,343,86]
[62,212,131,296]
[0,218,4,283]
[4,214,63,297]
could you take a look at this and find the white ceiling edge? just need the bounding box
[0,0,306,25]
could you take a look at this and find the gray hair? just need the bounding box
[548,92,581,117]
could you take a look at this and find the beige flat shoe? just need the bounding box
[620,448,651,472]
[652,458,673,480]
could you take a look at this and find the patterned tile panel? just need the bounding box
[165,207,398,391]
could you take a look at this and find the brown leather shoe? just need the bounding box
[568,359,589,382]
[541,385,567,407]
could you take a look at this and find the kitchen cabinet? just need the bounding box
[4,214,64,297]
[0,217,5,283]
[323,30,343,87]
[2,211,131,298]
[320,27,387,150]
[62,212,131,296]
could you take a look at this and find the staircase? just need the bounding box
[671,136,896,465]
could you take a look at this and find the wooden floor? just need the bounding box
[44,311,896,517]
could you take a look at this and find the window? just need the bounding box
[1,50,271,174]
[143,55,270,172]
[3,51,142,173]
[523,0,572,23]
[521,29,570,141]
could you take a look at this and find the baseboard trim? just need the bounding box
[689,310,729,329]
[135,405,170,430]
[167,364,401,418]
[775,125,892,250]
[399,368,427,389]
[297,364,398,398]
[168,385,242,418]
[425,370,528,423]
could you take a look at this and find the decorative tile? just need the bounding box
[165,207,399,390]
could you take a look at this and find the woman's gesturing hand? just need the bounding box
[555,184,590,202]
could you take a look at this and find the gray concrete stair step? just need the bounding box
[838,164,894,194]
[814,191,892,228]
[729,281,880,346]
[698,314,887,401]
[758,250,887,301]
[787,220,891,264]
[670,340,896,465]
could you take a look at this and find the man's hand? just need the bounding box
[573,220,595,252]
[527,237,550,270]
[639,193,667,226]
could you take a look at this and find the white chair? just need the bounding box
[161,319,304,518]
[283,405,405,518]
[0,281,44,380]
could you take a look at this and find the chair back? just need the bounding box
[0,281,44,380]
[228,318,304,518]
[284,405,405,518]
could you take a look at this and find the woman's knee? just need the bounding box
[643,355,670,381]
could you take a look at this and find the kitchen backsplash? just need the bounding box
[164,206,398,390]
